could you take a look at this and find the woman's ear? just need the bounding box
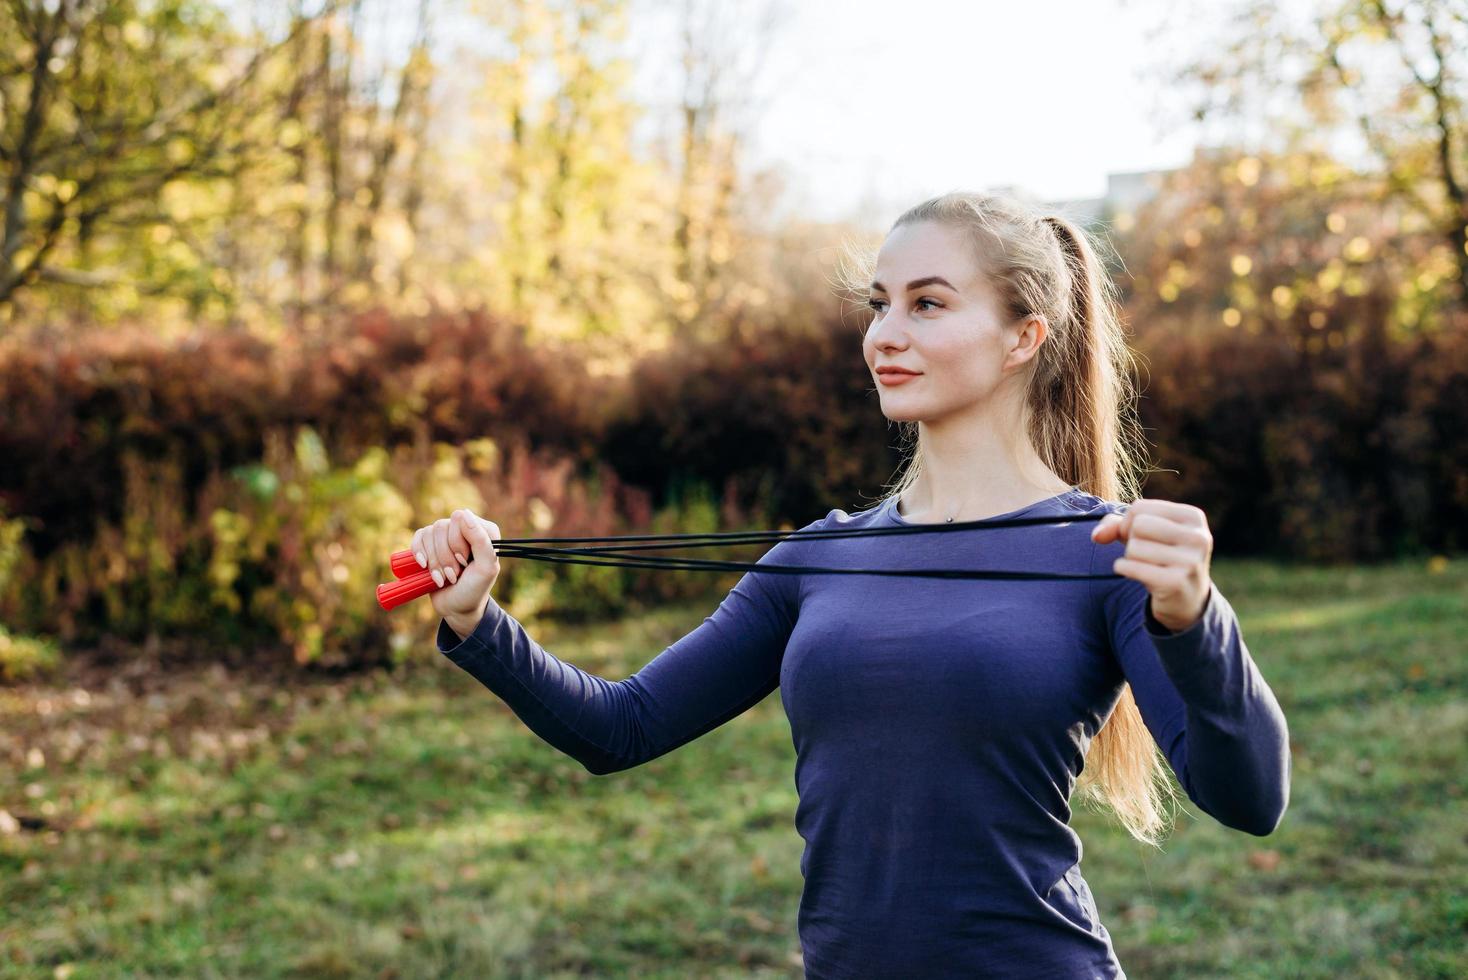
[1004,314,1048,368]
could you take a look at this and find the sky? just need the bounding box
[234,0,1339,234]
[404,0,1288,233]
[625,0,1217,229]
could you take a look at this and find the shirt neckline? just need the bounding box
[881,485,1086,527]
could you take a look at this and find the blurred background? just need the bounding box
[1,0,1464,976]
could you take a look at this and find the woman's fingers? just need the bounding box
[411,511,498,591]
[425,524,442,581]
[1090,513,1123,544]
[422,519,441,587]
[431,518,455,586]
[411,527,427,569]
[463,513,504,589]
[464,512,500,564]
[447,510,474,568]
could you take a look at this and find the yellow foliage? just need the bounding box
[122,20,149,48]
[1344,236,1372,262]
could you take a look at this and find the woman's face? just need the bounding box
[861,220,1045,423]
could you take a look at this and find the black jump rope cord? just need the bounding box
[446,509,1125,582]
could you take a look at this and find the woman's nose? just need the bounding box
[869,314,911,347]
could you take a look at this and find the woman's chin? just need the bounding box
[878,402,931,423]
[875,382,942,419]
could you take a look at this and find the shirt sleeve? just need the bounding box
[433,519,815,775]
[1090,532,1292,836]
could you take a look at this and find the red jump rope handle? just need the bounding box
[379,548,481,610]
[389,547,479,579]
[376,567,438,611]
[389,548,422,579]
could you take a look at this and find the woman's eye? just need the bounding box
[866,297,941,313]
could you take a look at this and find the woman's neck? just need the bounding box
[897,474,1072,524]
[892,437,1068,525]
[898,415,1070,523]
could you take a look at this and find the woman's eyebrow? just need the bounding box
[868,275,958,293]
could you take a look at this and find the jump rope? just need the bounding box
[375,506,1128,610]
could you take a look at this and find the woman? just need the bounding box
[413,191,1292,978]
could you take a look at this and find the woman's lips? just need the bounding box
[877,371,921,386]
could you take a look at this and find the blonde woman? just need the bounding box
[416,191,1291,979]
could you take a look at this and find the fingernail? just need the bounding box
[416,552,426,568]
[446,566,457,585]
[432,569,444,588]
[455,552,466,566]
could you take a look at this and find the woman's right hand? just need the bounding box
[412,508,502,621]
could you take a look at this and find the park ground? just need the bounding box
[2,557,1464,978]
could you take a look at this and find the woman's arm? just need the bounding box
[436,524,814,775]
[1090,540,1292,836]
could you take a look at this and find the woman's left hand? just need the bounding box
[1090,498,1214,633]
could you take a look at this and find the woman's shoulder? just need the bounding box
[1065,488,1132,517]
[789,501,889,532]
[756,503,883,564]
[794,493,1121,531]
[821,502,889,526]
[775,491,1123,542]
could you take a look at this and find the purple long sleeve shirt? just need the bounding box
[436,487,1292,978]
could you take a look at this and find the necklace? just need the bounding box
[928,486,1075,524]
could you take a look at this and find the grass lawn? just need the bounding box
[2,557,1464,978]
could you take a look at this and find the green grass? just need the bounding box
[2,557,1464,978]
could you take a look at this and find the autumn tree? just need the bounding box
[662,0,789,335]
[454,0,680,366]
[0,0,323,322]
[1117,143,1442,346]
[1141,0,1468,322]
[235,0,438,323]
